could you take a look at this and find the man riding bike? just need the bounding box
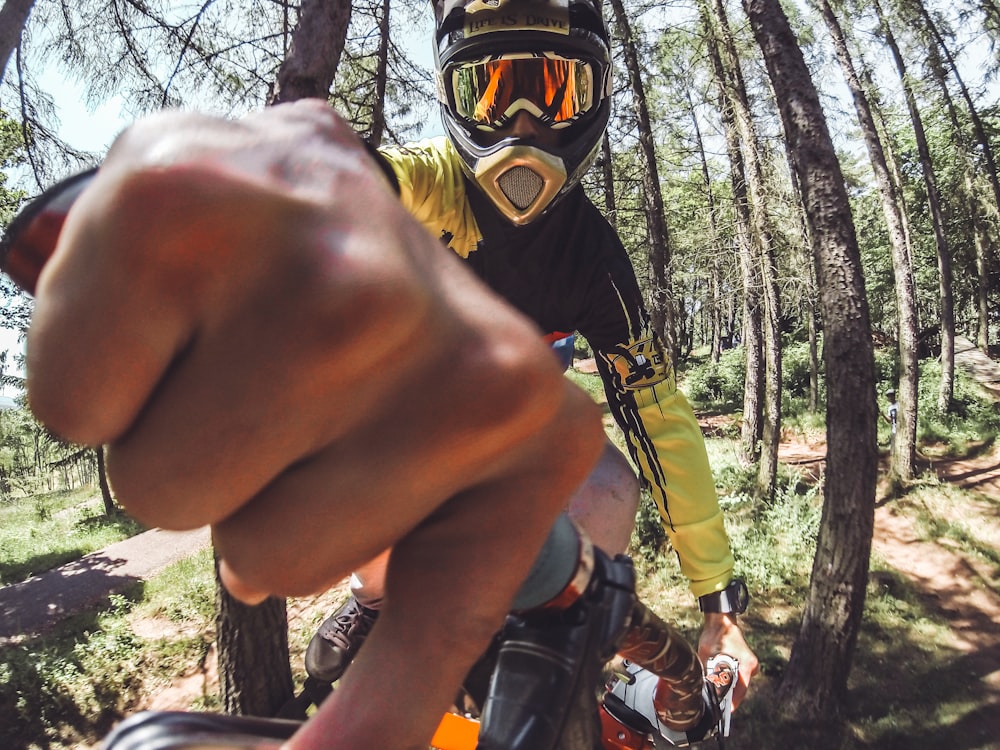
[304,0,758,714]
[15,0,756,746]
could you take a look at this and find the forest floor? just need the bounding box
[778,431,1000,745]
[113,421,1000,746]
[6,338,999,747]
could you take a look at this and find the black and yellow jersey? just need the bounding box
[375,137,734,598]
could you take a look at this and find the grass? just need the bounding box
[0,488,146,585]
[0,548,218,748]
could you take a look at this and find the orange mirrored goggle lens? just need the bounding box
[450,54,596,130]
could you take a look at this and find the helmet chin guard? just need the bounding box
[474,145,567,225]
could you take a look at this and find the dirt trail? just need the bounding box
[0,526,210,644]
[775,334,1000,739]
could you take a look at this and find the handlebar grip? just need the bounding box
[0,169,97,295]
[617,598,704,732]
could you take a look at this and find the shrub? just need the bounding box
[682,348,746,408]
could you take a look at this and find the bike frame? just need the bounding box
[432,712,481,750]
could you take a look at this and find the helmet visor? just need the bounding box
[448,53,596,131]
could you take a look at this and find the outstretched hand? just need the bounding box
[24,100,606,749]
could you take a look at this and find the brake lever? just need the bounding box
[704,654,738,739]
[0,169,98,295]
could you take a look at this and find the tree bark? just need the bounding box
[742,0,878,723]
[698,0,763,465]
[874,0,954,415]
[0,0,35,85]
[96,446,115,516]
[368,0,390,147]
[269,0,352,105]
[600,131,617,229]
[216,554,296,716]
[908,0,995,354]
[686,84,725,364]
[707,0,781,494]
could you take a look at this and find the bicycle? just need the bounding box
[93,549,737,750]
[2,173,739,750]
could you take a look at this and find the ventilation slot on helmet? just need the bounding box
[498,166,545,210]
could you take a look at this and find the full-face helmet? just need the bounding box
[432,0,613,224]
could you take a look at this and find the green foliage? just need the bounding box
[630,486,667,554]
[780,340,818,400]
[702,435,824,590]
[873,346,900,395]
[0,488,144,585]
[725,473,822,591]
[916,360,1000,453]
[681,347,746,409]
[0,573,216,748]
[563,368,607,403]
[0,110,28,227]
[0,407,96,500]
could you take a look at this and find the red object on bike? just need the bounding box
[599,703,649,750]
[0,169,97,295]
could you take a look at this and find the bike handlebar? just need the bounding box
[0,169,97,295]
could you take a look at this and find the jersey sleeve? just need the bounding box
[376,137,482,258]
[599,353,735,598]
[579,234,734,598]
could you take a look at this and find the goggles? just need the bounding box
[447,52,599,131]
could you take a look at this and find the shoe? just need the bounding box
[304,596,379,683]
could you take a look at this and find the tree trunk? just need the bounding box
[742,0,878,724]
[686,85,725,364]
[600,131,617,229]
[977,223,991,354]
[909,0,995,355]
[821,0,918,482]
[709,0,781,498]
[269,0,351,105]
[215,554,295,716]
[609,0,676,360]
[0,0,35,84]
[875,0,954,415]
[368,0,390,147]
[781,134,821,414]
[698,0,763,465]
[215,0,354,717]
[808,300,819,412]
[96,446,115,516]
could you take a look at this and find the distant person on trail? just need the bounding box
[885,388,899,439]
[304,0,757,713]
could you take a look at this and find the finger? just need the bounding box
[35,160,421,530]
[731,654,759,709]
[282,386,604,750]
[212,324,594,598]
[732,666,751,709]
[28,105,386,450]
